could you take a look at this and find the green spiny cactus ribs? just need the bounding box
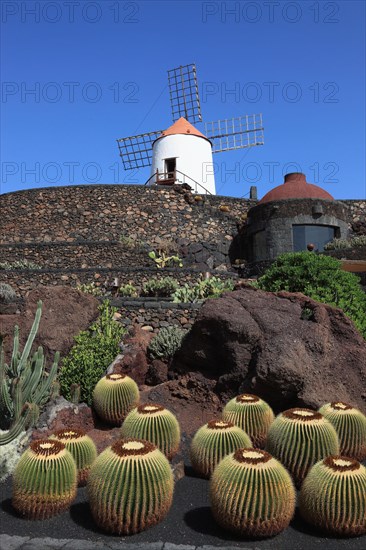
[50,429,97,486]
[266,408,339,487]
[190,420,252,478]
[222,393,275,448]
[87,438,174,534]
[0,301,59,444]
[12,439,77,519]
[210,448,296,537]
[319,402,366,461]
[299,455,366,536]
[120,403,180,459]
[92,373,139,425]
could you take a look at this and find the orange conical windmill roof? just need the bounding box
[159,117,208,139]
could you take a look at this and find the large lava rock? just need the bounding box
[172,286,366,413]
[0,286,99,363]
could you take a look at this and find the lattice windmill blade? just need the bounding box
[167,63,202,123]
[205,114,264,153]
[116,129,164,170]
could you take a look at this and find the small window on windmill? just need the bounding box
[165,158,176,177]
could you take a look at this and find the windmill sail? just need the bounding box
[116,129,163,170]
[204,114,264,153]
[168,63,202,123]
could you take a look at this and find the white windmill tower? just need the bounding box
[117,64,264,195]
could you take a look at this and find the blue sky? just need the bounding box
[1,0,365,199]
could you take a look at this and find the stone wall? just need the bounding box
[0,184,253,293]
[0,184,364,294]
[0,184,252,245]
[111,297,202,333]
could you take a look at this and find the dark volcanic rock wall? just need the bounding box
[0,184,255,292]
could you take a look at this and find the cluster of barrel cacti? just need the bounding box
[9,362,366,540]
[190,392,366,538]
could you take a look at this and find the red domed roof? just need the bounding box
[259,173,334,204]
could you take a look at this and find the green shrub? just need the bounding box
[76,282,104,296]
[257,252,366,338]
[118,283,138,297]
[59,301,125,405]
[172,277,235,303]
[148,326,187,360]
[142,277,179,297]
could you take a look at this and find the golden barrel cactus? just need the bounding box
[12,439,77,519]
[222,393,274,448]
[210,448,296,537]
[92,373,139,425]
[87,438,174,534]
[299,455,366,536]
[49,428,97,486]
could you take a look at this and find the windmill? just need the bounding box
[116,63,264,195]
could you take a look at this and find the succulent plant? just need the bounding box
[266,408,339,487]
[120,403,180,459]
[299,455,366,536]
[87,438,174,534]
[319,401,366,461]
[92,373,139,425]
[210,448,296,537]
[0,283,16,303]
[222,393,275,448]
[0,301,59,444]
[50,429,97,486]
[190,420,252,478]
[12,439,77,519]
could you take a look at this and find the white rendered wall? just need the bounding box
[150,134,216,195]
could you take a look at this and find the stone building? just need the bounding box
[244,172,350,262]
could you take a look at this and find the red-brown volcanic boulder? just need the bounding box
[172,286,366,413]
[0,286,99,363]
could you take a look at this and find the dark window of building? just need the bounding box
[252,230,267,261]
[292,225,337,252]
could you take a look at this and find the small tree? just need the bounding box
[257,252,366,339]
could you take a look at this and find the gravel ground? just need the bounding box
[1,473,365,550]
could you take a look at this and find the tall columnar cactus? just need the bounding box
[190,420,252,478]
[318,402,366,461]
[210,448,296,537]
[92,373,139,425]
[87,438,174,534]
[120,403,180,459]
[299,455,366,536]
[0,301,59,445]
[50,429,97,486]
[12,439,77,519]
[222,393,275,448]
[266,408,339,487]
